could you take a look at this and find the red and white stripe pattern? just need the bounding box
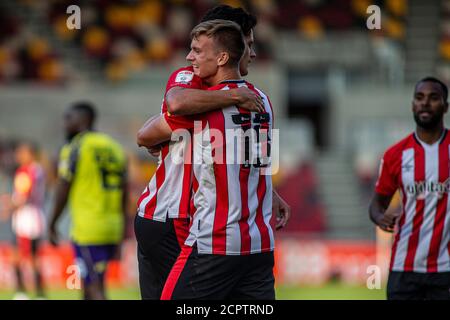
[12,163,46,239]
[136,142,193,221]
[185,81,275,255]
[136,66,201,221]
[376,131,450,272]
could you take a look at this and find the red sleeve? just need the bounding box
[165,67,203,92]
[375,150,398,196]
[164,112,196,131]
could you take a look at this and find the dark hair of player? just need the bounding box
[200,5,257,37]
[191,20,245,67]
[70,101,97,128]
[416,77,449,103]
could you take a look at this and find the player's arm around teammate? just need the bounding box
[166,85,264,115]
[163,8,289,229]
[137,33,290,230]
[136,115,174,148]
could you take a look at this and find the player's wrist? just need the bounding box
[369,212,381,226]
[374,214,386,227]
[230,89,243,105]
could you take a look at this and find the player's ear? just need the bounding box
[217,51,229,67]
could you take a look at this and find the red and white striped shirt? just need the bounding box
[165,80,275,255]
[376,130,450,273]
[136,66,204,221]
[12,162,46,239]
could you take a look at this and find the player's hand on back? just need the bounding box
[146,142,170,158]
[234,87,265,113]
[147,145,162,158]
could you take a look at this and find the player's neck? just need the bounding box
[416,124,446,145]
[206,68,241,87]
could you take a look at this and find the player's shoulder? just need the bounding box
[169,66,195,83]
[171,65,194,74]
[383,133,416,159]
[244,80,260,91]
[15,165,27,176]
[85,131,121,147]
[91,132,125,157]
[59,141,73,157]
[442,128,450,145]
[82,131,110,142]
[244,81,273,115]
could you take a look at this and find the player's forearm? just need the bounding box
[49,179,70,228]
[368,194,390,226]
[137,115,163,147]
[137,115,172,148]
[369,202,384,226]
[166,88,240,115]
[142,114,159,127]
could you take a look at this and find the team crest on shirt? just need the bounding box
[175,71,194,84]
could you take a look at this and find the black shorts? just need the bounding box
[387,271,450,300]
[134,214,190,300]
[161,245,275,300]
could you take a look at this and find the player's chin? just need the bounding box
[192,66,201,76]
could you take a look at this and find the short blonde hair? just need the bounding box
[190,19,245,66]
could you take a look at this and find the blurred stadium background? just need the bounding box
[0,0,447,299]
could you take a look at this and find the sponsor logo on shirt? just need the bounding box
[405,179,450,199]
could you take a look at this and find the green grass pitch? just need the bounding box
[0,283,386,300]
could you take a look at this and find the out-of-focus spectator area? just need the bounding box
[0,0,447,241]
[0,0,407,84]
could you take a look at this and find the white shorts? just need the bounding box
[12,205,46,239]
